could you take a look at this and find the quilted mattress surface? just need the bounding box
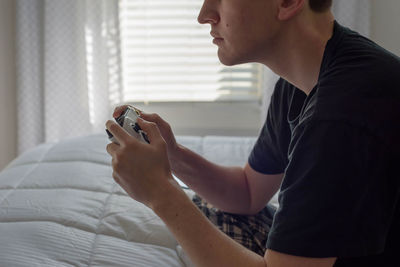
[0,134,259,267]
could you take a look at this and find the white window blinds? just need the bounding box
[119,0,263,102]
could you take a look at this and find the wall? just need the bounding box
[132,101,262,137]
[370,0,400,57]
[0,0,17,171]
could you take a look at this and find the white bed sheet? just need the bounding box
[0,133,273,267]
[0,134,185,267]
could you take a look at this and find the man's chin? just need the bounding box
[217,51,252,66]
[219,60,236,66]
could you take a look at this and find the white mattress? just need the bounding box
[0,134,267,267]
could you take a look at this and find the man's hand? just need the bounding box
[113,105,180,162]
[105,116,181,209]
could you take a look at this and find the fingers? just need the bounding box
[105,120,131,145]
[106,142,119,156]
[137,117,164,144]
[140,112,172,132]
[139,112,163,124]
[113,105,133,118]
[110,106,166,146]
[113,105,144,120]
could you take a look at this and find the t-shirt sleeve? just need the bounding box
[248,111,286,174]
[248,80,291,174]
[266,120,396,258]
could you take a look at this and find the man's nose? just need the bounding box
[197,0,219,25]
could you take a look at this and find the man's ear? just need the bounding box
[277,0,306,21]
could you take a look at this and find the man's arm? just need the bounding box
[105,118,337,267]
[171,143,283,214]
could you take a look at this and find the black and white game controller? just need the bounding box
[106,107,150,144]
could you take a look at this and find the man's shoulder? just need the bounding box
[310,24,400,124]
[320,24,400,97]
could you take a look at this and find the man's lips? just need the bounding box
[210,32,223,39]
[210,32,224,44]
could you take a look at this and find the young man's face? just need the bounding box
[198,0,280,66]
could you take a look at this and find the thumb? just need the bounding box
[137,117,163,144]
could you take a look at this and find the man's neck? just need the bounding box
[262,12,335,95]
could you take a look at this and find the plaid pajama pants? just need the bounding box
[192,194,276,256]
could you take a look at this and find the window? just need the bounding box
[119,0,263,103]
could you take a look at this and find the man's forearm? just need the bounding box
[153,181,266,267]
[170,143,251,213]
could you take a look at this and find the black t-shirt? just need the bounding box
[248,21,400,266]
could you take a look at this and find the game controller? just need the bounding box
[106,107,150,144]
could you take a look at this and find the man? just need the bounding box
[106,0,400,266]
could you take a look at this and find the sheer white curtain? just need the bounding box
[260,0,371,122]
[16,0,122,154]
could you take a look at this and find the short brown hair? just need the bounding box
[308,0,332,12]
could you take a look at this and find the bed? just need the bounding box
[0,133,278,266]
